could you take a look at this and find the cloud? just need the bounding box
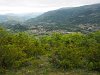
[0,0,100,13]
[0,0,100,7]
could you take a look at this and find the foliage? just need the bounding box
[0,27,100,73]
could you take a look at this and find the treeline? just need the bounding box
[0,27,100,73]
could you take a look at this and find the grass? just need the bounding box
[0,56,100,75]
[1,67,99,75]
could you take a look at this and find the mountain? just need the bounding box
[0,13,42,23]
[0,13,42,32]
[26,3,100,33]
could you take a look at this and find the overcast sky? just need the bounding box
[0,0,100,14]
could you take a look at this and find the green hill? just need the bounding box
[26,3,100,33]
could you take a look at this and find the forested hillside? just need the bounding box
[0,4,100,34]
[26,3,100,33]
[0,27,100,75]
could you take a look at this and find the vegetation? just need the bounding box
[0,27,100,75]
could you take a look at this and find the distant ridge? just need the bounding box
[26,3,100,24]
[25,3,100,32]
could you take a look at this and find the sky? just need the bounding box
[0,0,100,14]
